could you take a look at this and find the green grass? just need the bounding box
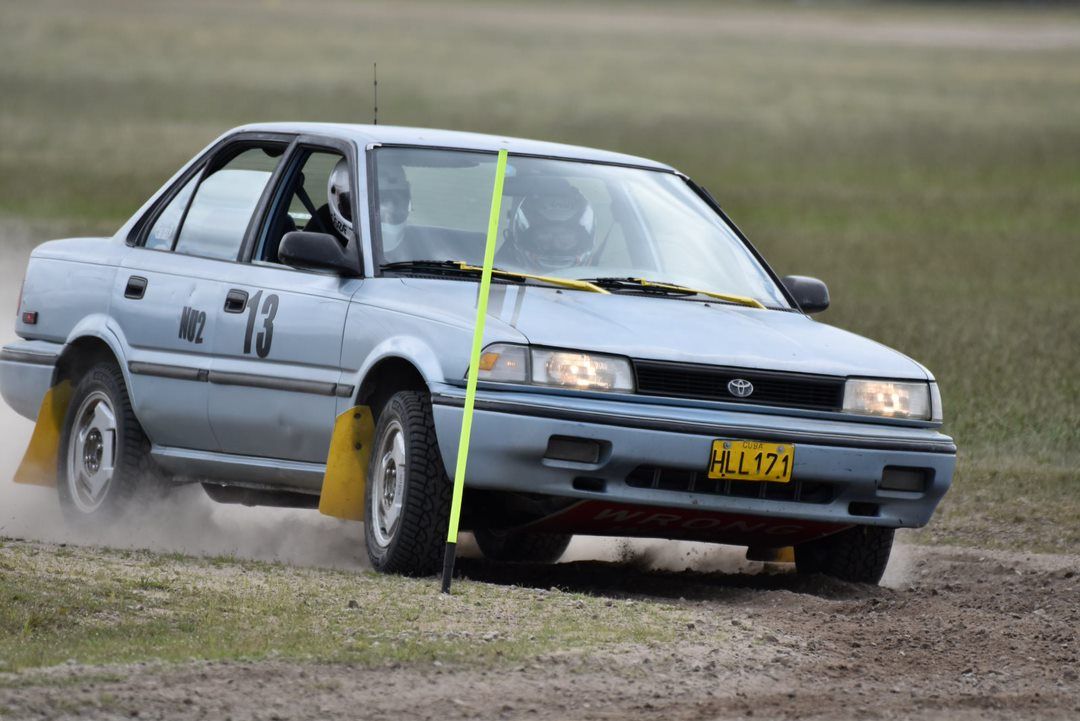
[0,0,1077,550]
[0,540,693,673]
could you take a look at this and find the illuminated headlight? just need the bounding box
[476,344,634,392]
[843,379,933,421]
[532,348,634,391]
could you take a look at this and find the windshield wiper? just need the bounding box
[381,260,608,294]
[580,277,765,309]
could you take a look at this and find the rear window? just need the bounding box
[174,147,282,261]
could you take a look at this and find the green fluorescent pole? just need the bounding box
[441,149,509,594]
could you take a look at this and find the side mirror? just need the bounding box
[278,231,356,275]
[782,275,830,314]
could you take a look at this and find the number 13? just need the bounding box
[243,290,279,358]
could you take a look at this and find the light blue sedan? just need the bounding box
[0,123,955,583]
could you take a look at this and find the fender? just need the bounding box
[60,316,135,395]
[342,335,448,405]
[15,322,132,489]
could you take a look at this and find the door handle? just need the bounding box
[224,289,248,314]
[125,276,148,300]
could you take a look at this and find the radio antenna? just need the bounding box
[373,63,378,125]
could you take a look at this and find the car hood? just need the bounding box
[395,278,928,380]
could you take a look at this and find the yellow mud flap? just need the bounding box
[746,546,796,564]
[14,380,73,488]
[318,405,375,521]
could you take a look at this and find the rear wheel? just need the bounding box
[57,361,157,526]
[794,525,894,584]
[364,391,451,575]
[474,528,572,564]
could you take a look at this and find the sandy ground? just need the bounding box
[1,542,1077,721]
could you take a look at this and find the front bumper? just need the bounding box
[430,384,955,540]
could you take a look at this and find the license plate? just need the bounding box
[706,440,794,483]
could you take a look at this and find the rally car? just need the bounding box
[1,123,955,583]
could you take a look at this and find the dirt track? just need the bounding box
[3,543,1077,721]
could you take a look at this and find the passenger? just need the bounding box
[499,178,598,273]
[326,158,354,243]
[327,159,414,262]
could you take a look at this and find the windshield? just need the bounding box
[372,148,790,309]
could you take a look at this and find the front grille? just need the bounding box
[633,360,844,412]
[626,465,835,504]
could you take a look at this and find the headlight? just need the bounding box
[532,348,634,392]
[843,379,932,420]
[476,344,634,392]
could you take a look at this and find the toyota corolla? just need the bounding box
[0,123,955,583]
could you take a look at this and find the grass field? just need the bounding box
[0,540,692,673]
[0,0,1077,552]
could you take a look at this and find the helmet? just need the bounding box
[327,158,353,238]
[377,161,411,251]
[508,180,596,271]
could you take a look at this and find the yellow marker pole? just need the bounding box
[441,149,509,594]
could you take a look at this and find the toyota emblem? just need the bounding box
[727,378,754,398]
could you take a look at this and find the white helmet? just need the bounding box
[327,158,353,238]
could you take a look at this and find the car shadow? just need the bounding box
[454,557,888,603]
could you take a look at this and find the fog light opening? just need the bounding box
[880,466,931,493]
[545,436,603,464]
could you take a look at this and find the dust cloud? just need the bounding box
[0,226,800,578]
[0,227,367,570]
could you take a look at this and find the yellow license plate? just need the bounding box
[706,440,794,483]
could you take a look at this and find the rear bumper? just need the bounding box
[430,385,955,539]
[0,341,60,420]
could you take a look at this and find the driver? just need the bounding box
[500,179,598,273]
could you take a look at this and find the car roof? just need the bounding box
[232,122,675,171]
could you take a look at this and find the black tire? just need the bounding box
[56,361,158,526]
[364,391,451,575]
[794,525,895,584]
[473,528,572,564]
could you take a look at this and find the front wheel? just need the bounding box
[56,361,156,526]
[794,525,895,584]
[364,391,451,575]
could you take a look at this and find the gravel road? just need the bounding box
[2,542,1077,721]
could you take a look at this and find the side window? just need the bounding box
[145,173,198,250]
[174,146,283,261]
[258,150,346,264]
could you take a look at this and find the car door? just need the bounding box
[206,144,363,470]
[113,138,290,451]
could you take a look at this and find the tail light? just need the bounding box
[16,277,37,325]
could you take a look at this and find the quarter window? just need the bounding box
[145,173,198,250]
[174,146,283,261]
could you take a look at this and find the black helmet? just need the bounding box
[508,179,597,271]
